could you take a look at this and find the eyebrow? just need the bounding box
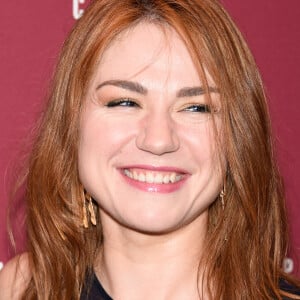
[96,80,147,95]
[176,86,219,97]
[96,79,219,97]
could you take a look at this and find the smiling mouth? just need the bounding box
[123,168,184,184]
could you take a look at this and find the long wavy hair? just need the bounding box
[21,0,299,299]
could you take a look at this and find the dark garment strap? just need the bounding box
[279,278,300,299]
[80,272,113,300]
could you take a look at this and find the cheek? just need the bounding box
[180,123,217,159]
[181,122,224,184]
[79,114,136,157]
[78,114,136,196]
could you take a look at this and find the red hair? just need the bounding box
[20,0,299,299]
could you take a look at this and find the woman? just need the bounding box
[0,0,299,299]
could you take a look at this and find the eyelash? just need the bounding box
[106,98,139,108]
[182,104,211,113]
[105,99,214,114]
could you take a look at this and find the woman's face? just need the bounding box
[78,22,223,234]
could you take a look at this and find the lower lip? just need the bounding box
[120,171,188,193]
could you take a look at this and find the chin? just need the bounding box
[113,209,197,235]
[123,221,185,235]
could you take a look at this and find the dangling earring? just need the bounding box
[81,188,89,228]
[220,186,226,210]
[220,186,228,241]
[86,193,97,226]
[81,187,97,228]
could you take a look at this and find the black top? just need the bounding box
[80,273,112,300]
[80,272,300,300]
[280,279,300,299]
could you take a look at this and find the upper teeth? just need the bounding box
[124,169,182,184]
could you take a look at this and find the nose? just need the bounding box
[135,112,180,155]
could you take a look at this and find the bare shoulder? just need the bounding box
[0,253,31,300]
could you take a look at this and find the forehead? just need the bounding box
[92,22,215,89]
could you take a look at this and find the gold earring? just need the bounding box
[86,193,97,226]
[220,186,226,210]
[81,188,89,228]
[81,188,97,228]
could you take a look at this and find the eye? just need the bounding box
[106,98,139,108]
[182,104,211,113]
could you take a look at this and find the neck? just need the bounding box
[94,212,208,300]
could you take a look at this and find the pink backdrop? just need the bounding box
[0,0,299,275]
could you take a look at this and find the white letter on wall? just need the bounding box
[283,257,294,274]
[73,0,86,20]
